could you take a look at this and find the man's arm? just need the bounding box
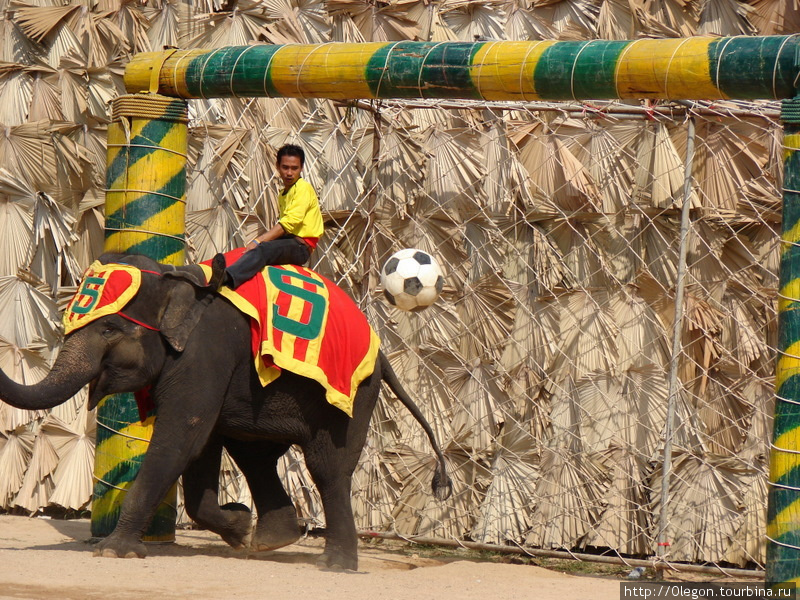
[246,222,285,249]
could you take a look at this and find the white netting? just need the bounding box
[0,0,792,572]
[224,97,776,568]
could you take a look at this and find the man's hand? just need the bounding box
[246,222,285,250]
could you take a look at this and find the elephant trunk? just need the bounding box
[0,332,101,411]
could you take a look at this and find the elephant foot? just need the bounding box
[217,502,254,549]
[251,505,301,552]
[316,548,358,572]
[93,534,147,559]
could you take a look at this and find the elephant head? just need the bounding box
[0,253,226,412]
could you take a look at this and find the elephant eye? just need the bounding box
[101,322,119,337]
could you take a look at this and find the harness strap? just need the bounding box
[118,312,160,331]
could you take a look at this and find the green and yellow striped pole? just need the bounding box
[92,93,189,540]
[124,36,799,102]
[768,97,800,585]
[118,35,800,575]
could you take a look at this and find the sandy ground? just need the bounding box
[0,514,630,600]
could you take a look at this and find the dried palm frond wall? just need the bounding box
[0,0,793,570]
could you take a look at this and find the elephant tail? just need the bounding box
[378,351,453,501]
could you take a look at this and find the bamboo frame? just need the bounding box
[112,37,800,580]
[93,94,189,541]
[125,37,799,102]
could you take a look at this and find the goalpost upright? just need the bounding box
[108,36,800,580]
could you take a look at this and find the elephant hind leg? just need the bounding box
[304,458,358,572]
[223,438,301,552]
[183,436,252,549]
[302,377,381,571]
[301,429,366,571]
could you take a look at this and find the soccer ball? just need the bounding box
[381,248,444,312]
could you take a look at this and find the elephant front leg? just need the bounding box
[94,403,221,558]
[224,438,300,551]
[93,463,175,559]
[183,435,253,549]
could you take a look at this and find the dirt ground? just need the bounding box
[0,514,635,600]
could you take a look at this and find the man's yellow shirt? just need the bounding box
[277,178,324,240]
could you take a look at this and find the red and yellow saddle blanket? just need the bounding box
[200,249,381,417]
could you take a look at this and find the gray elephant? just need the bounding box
[0,252,451,571]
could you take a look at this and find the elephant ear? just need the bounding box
[159,280,213,352]
[159,255,226,351]
[161,264,209,287]
[161,254,226,290]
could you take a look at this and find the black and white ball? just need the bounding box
[381,249,444,311]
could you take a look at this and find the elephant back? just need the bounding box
[201,251,380,417]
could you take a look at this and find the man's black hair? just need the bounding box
[277,144,305,166]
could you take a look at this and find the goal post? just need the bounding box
[107,36,800,579]
[124,37,799,102]
[93,94,189,542]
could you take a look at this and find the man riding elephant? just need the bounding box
[223,143,324,289]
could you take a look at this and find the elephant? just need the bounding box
[0,252,452,571]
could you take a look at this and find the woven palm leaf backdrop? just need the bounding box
[0,0,794,571]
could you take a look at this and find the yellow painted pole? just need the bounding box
[767,97,800,586]
[92,93,188,540]
[115,36,800,581]
[124,37,799,102]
